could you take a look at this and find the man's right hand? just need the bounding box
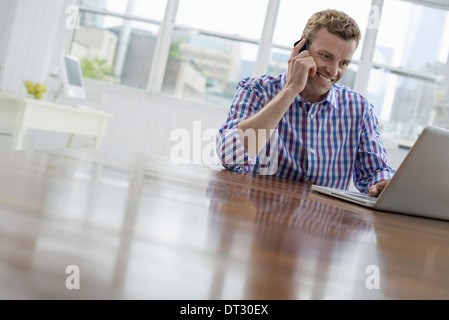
[238,40,315,157]
[286,38,317,94]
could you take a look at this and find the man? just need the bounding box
[215,9,394,196]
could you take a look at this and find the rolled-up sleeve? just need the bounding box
[354,101,395,193]
[216,126,257,171]
[215,77,269,172]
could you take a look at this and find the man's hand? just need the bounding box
[285,38,316,94]
[368,179,391,197]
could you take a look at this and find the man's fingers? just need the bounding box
[309,62,317,77]
[368,186,379,197]
[291,38,307,58]
[300,58,316,77]
[369,180,390,197]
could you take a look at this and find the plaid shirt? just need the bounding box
[215,72,395,193]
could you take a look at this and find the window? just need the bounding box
[71,0,167,88]
[162,33,259,106]
[174,0,267,39]
[69,0,449,140]
[272,0,372,61]
[81,0,167,21]
[161,0,268,106]
[375,0,449,73]
[367,0,449,141]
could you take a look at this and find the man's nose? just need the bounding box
[325,62,339,78]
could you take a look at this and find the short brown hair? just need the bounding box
[303,9,361,47]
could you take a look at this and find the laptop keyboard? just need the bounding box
[344,190,378,202]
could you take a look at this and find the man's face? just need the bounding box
[302,28,357,102]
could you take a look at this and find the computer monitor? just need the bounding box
[59,54,86,100]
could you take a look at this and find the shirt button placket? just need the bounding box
[307,104,316,183]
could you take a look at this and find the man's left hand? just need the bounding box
[369,179,391,197]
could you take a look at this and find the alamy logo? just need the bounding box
[367,5,381,30]
[65,5,80,30]
[65,265,80,290]
[170,121,218,165]
[365,265,380,290]
[169,121,279,175]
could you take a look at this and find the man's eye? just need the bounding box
[321,53,331,60]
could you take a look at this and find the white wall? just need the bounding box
[0,0,73,94]
[93,83,229,159]
[0,1,17,77]
[0,0,230,157]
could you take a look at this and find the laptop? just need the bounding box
[312,125,449,221]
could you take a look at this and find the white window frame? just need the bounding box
[75,0,449,106]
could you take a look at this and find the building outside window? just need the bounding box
[161,0,267,106]
[367,0,449,141]
[71,0,166,88]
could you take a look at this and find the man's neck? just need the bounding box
[300,91,329,104]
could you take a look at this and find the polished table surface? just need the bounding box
[1,148,449,300]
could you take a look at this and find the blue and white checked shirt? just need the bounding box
[215,72,395,193]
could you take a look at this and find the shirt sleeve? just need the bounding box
[215,77,273,173]
[354,100,396,193]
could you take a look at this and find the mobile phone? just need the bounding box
[294,37,309,53]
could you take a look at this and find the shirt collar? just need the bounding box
[326,85,339,110]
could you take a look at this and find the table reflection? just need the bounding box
[205,171,380,299]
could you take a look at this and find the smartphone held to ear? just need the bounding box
[294,37,309,53]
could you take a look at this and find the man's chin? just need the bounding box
[312,82,333,98]
[303,79,335,102]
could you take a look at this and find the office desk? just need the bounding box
[1,148,449,300]
[0,91,113,149]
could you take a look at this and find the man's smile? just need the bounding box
[317,72,333,82]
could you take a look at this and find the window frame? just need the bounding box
[74,0,449,109]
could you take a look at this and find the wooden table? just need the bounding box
[1,148,449,301]
[0,91,113,150]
